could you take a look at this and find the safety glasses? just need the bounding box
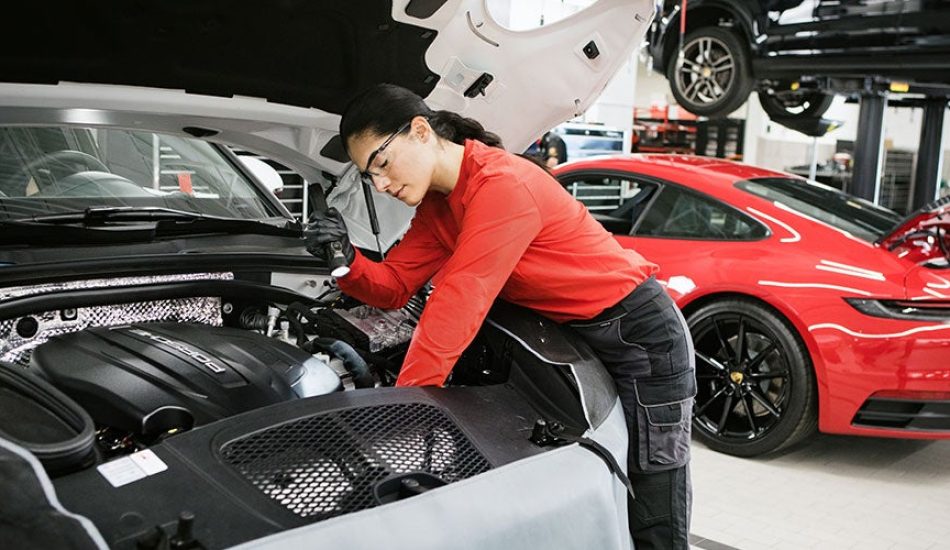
[360,120,412,186]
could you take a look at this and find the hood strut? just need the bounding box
[362,180,385,258]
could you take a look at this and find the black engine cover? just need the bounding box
[31,323,336,436]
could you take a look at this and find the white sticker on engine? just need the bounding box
[97,449,168,487]
[129,449,169,475]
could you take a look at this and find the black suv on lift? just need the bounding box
[648,0,950,121]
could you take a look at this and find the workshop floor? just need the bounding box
[687,434,950,550]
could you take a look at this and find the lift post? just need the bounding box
[912,97,948,210]
[851,93,887,204]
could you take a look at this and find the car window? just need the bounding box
[637,185,768,240]
[0,127,277,220]
[561,175,651,212]
[559,174,659,235]
[735,177,901,242]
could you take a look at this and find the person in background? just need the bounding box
[540,130,567,167]
[306,83,695,550]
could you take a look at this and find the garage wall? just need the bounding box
[634,56,678,109]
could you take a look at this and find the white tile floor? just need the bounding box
[689,434,950,550]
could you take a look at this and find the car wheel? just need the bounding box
[665,27,753,118]
[758,90,834,120]
[687,299,817,456]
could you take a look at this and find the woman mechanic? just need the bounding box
[305,84,695,550]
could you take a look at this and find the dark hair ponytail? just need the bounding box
[428,110,502,148]
[340,83,503,153]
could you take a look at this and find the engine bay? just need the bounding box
[0,269,607,549]
[0,271,513,474]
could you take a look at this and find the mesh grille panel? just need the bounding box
[0,297,223,365]
[220,403,492,520]
[0,273,229,364]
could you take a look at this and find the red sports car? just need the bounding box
[554,155,950,456]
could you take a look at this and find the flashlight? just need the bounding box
[326,241,350,278]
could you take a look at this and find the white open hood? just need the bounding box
[0,0,655,248]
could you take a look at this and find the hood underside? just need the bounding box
[2,1,440,114]
[0,0,655,174]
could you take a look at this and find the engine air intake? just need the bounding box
[220,403,492,520]
[852,392,950,431]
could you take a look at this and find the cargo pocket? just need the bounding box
[633,369,697,472]
[616,296,685,377]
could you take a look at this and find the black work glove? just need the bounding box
[303,207,356,265]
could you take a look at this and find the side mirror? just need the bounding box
[237,156,284,195]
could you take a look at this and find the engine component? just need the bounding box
[304,338,375,388]
[0,365,95,475]
[31,323,341,438]
[334,305,415,353]
[239,307,269,332]
[265,306,280,336]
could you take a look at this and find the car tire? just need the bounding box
[687,299,817,457]
[758,90,834,120]
[665,27,754,118]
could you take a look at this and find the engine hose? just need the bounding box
[353,348,401,386]
[239,308,269,331]
[285,302,326,346]
[286,302,323,324]
[305,337,375,389]
[308,311,361,348]
[286,313,307,346]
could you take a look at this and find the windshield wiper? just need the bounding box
[17,206,259,225]
[2,207,301,244]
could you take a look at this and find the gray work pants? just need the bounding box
[569,277,695,550]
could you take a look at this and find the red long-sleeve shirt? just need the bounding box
[338,139,657,386]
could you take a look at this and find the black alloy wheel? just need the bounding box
[758,89,835,121]
[687,299,817,457]
[666,27,754,118]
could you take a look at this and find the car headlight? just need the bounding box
[845,298,950,322]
